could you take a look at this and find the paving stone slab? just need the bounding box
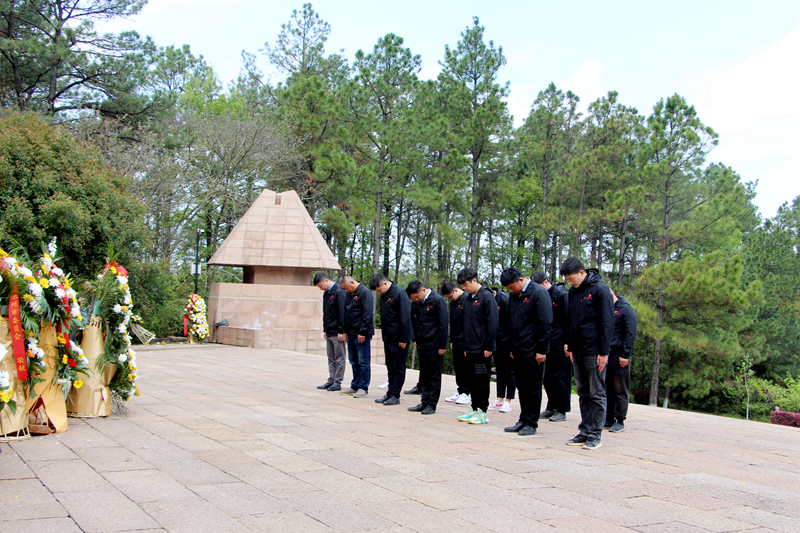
[0,478,67,520]
[0,517,83,532]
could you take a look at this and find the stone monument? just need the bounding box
[207,189,384,362]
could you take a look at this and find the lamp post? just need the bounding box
[194,229,203,295]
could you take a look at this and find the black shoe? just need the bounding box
[540,409,555,418]
[421,405,436,415]
[566,434,588,446]
[603,421,614,430]
[609,421,625,433]
[504,421,525,433]
[518,425,537,436]
[407,403,425,412]
[404,386,421,395]
[317,382,333,390]
[549,411,566,422]
[375,393,391,404]
[327,384,341,392]
[383,396,400,406]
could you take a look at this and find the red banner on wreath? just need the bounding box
[8,285,28,381]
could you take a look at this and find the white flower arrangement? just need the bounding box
[0,370,9,388]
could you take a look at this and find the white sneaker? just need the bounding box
[499,401,512,413]
[487,400,504,411]
[455,393,471,405]
[445,391,460,402]
[378,381,389,389]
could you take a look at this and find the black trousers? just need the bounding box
[384,341,409,398]
[515,355,545,427]
[606,355,631,422]
[466,351,491,412]
[494,343,515,399]
[543,343,572,413]
[418,344,443,408]
[452,345,470,395]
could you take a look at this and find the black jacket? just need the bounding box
[449,292,467,348]
[379,282,413,343]
[611,296,637,359]
[411,290,448,350]
[463,285,499,353]
[322,282,347,336]
[494,289,511,348]
[508,279,552,357]
[548,282,569,346]
[344,283,374,337]
[565,269,614,356]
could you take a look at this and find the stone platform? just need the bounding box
[1,344,799,533]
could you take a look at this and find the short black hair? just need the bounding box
[339,274,354,284]
[368,273,389,290]
[532,271,547,284]
[406,280,424,295]
[456,267,478,285]
[559,257,585,277]
[500,267,523,287]
[440,282,458,296]
[313,272,329,285]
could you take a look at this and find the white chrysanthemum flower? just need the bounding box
[42,257,53,269]
[19,266,32,278]
[117,324,126,334]
[55,288,66,299]
[0,370,9,388]
[51,267,63,277]
[3,257,15,269]
[66,288,77,299]
[118,354,128,363]
[123,294,132,305]
[79,356,88,366]
[71,345,83,356]
[48,237,57,257]
[112,303,122,313]
[29,283,43,297]
[128,348,136,358]
[48,277,59,288]
[34,348,45,359]
[71,306,81,318]
[116,275,128,285]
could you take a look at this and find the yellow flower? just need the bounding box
[127,373,134,382]
[24,276,35,283]
[0,248,6,256]
[23,294,34,303]
[62,354,68,364]
[110,266,117,274]
[134,390,140,397]
[56,334,66,345]
[39,278,49,288]
[64,278,71,289]
[0,390,12,403]
[73,380,83,389]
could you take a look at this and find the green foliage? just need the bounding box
[126,261,189,338]
[0,111,146,279]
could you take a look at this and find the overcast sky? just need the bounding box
[97,0,800,219]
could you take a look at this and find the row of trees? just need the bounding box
[1,1,798,419]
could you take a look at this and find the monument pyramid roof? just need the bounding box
[208,189,341,270]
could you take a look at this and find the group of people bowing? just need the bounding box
[313,257,637,450]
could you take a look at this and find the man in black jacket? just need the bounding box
[606,288,637,433]
[407,280,449,414]
[370,274,413,406]
[560,257,614,450]
[533,271,572,422]
[456,268,498,425]
[490,287,515,414]
[314,272,347,392]
[340,274,374,398]
[501,267,552,436]
[441,282,470,405]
